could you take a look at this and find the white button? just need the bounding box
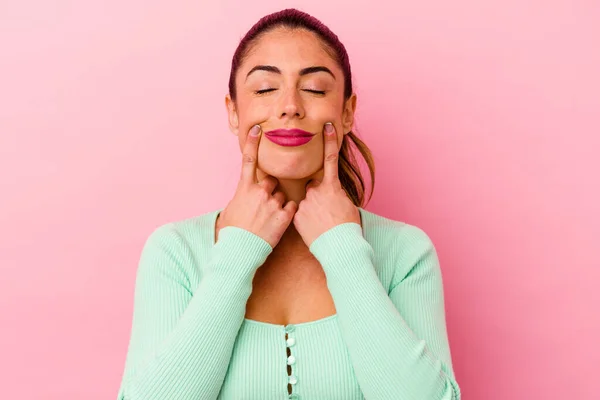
[285,324,296,333]
[286,337,296,347]
[287,355,296,365]
[289,375,298,385]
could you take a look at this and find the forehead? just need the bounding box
[240,28,339,75]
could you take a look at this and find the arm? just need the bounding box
[309,222,461,400]
[116,223,272,400]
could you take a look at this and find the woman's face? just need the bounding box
[226,27,356,182]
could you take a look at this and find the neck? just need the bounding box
[254,170,324,248]
[270,178,308,246]
[273,178,309,205]
[256,168,324,205]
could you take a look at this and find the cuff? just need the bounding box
[209,226,273,280]
[309,222,373,276]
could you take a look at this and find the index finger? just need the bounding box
[240,124,262,185]
[322,122,339,183]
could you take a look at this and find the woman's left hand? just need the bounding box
[293,122,361,247]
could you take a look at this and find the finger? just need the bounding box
[240,124,262,185]
[322,122,339,183]
[258,175,278,194]
[272,190,285,205]
[283,200,298,216]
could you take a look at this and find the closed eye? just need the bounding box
[255,88,276,95]
[254,89,326,95]
[304,89,326,95]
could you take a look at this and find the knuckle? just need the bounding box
[325,153,338,162]
[258,189,269,202]
[252,187,268,201]
[242,153,255,163]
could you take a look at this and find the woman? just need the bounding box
[116,8,461,400]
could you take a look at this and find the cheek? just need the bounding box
[314,100,345,132]
[246,98,271,113]
[309,98,338,115]
[235,101,269,137]
[237,96,268,118]
[306,102,343,132]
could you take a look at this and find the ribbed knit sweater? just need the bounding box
[116,207,460,400]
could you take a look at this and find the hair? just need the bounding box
[228,8,375,207]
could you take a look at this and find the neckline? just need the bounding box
[210,207,224,246]
[243,313,338,329]
[209,207,367,329]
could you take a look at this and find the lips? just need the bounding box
[264,128,315,137]
[264,128,316,147]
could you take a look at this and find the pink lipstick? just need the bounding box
[264,128,316,147]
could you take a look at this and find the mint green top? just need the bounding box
[116,207,460,400]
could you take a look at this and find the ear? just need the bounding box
[225,94,239,135]
[342,93,357,135]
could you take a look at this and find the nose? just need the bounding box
[278,88,305,119]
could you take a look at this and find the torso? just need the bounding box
[215,218,336,326]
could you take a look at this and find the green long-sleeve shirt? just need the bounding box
[116,207,460,399]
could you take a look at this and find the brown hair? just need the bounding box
[228,8,375,207]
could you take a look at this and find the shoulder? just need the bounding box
[145,208,220,245]
[359,208,440,283]
[140,208,222,265]
[360,207,436,253]
[135,209,222,284]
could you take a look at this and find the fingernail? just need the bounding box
[250,125,261,136]
[325,122,335,135]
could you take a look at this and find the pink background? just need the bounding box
[1,1,598,399]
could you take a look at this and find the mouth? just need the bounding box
[264,128,316,147]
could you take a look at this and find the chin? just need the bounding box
[260,169,312,181]
[258,150,320,180]
[259,163,320,181]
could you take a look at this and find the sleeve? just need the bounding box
[309,222,461,400]
[116,222,273,400]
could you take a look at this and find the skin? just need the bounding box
[223,26,359,248]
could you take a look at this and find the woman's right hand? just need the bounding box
[217,124,298,249]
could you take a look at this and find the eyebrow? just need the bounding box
[245,65,336,81]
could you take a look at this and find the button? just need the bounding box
[285,324,296,333]
[288,395,299,399]
[287,355,296,365]
[288,375,298,385]
[286,337,296,347]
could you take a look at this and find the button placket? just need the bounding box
[284,325,298,398]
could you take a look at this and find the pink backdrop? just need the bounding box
[1,1,598,399]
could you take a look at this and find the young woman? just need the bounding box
[117,8,461,400]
